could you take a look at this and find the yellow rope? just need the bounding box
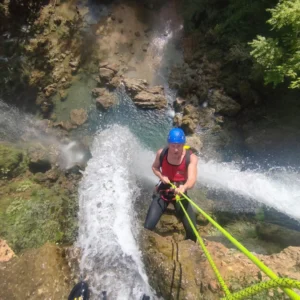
[222,278,300,300]
[177,199,231,296]
[170,183,300,299]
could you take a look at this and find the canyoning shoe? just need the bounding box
[68,281,89,300]
[142,294,150,300]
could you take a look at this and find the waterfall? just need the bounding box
[198,159,300,222]
[77,125,156,299]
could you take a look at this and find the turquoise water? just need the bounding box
[89,86,174,151]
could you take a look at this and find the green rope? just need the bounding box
[170,183,300,299]
[221,278,300,300]
[177,199,231,296]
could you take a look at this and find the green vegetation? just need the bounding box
[182,0,300,89]
[0,179,78,252]
[0,144,27,179]
[250,0,300,88]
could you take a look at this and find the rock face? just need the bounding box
[0,243,71,300]
[122,78,167,109]
[134,87,167,109]
[141,230,300,300]
[208,90,241,117]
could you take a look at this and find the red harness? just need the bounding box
[157,150,190,201]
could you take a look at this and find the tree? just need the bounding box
[249,0,300,89]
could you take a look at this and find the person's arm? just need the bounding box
[175,153,198,195]
[152,149,170,184]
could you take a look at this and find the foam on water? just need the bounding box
[77,125,156,299]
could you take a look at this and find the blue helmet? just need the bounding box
[167,128,186,144]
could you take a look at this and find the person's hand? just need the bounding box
[160,176,170,184]
[175,185,186,195]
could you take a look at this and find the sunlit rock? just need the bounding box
[70,108,88,126]
[92,87,117,110]
[133,87,167,109]
[0,243,71,299]
[0,240,15,262]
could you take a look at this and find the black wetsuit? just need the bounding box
[144,183,197,241]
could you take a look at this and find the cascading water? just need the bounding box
[0,99,89,170]
[198,159,300,222]
[77,126,156,299]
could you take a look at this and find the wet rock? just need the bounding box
[122,77,148,96]
[173,113,182,127]
[27,145,52,173]
[99,62,119,73]
[109,76,122,89]
[45,168,60,182]
[256,223,300,248]
[181,116,197,134]
[198,107,216,129]
[0,240,15,262]
[133,87,167,109]
[208,90,241,116]
[99,67,116,83]
[43,83,57,97]
[92,88,116,110]
[59,89,68,101]
[173,97,186,113]
[40,99,54,116]
[53,120,76,131]
[186,135,203,152]
[70,109,88,126]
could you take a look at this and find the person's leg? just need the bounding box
[174,199,197,241]
[144,195,168,230]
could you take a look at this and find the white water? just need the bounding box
[77,125,156,299]
[198,159,300,221]
[0,100,88,170]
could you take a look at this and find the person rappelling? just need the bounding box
[144,128,198,241]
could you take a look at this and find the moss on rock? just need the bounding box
[0,144,27,179]
[0,179,78,252]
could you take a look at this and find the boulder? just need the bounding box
[0,240,15,262]
[133,89,167,109]
[27,145,52,173]
[186,135,203,152]
[122,77,148,96]
[70,108,88,126]
[92,88,116,110]
[181,116,197,134]
[122,78,167,109]
[256,223,300,248]
[99,67,116,83]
